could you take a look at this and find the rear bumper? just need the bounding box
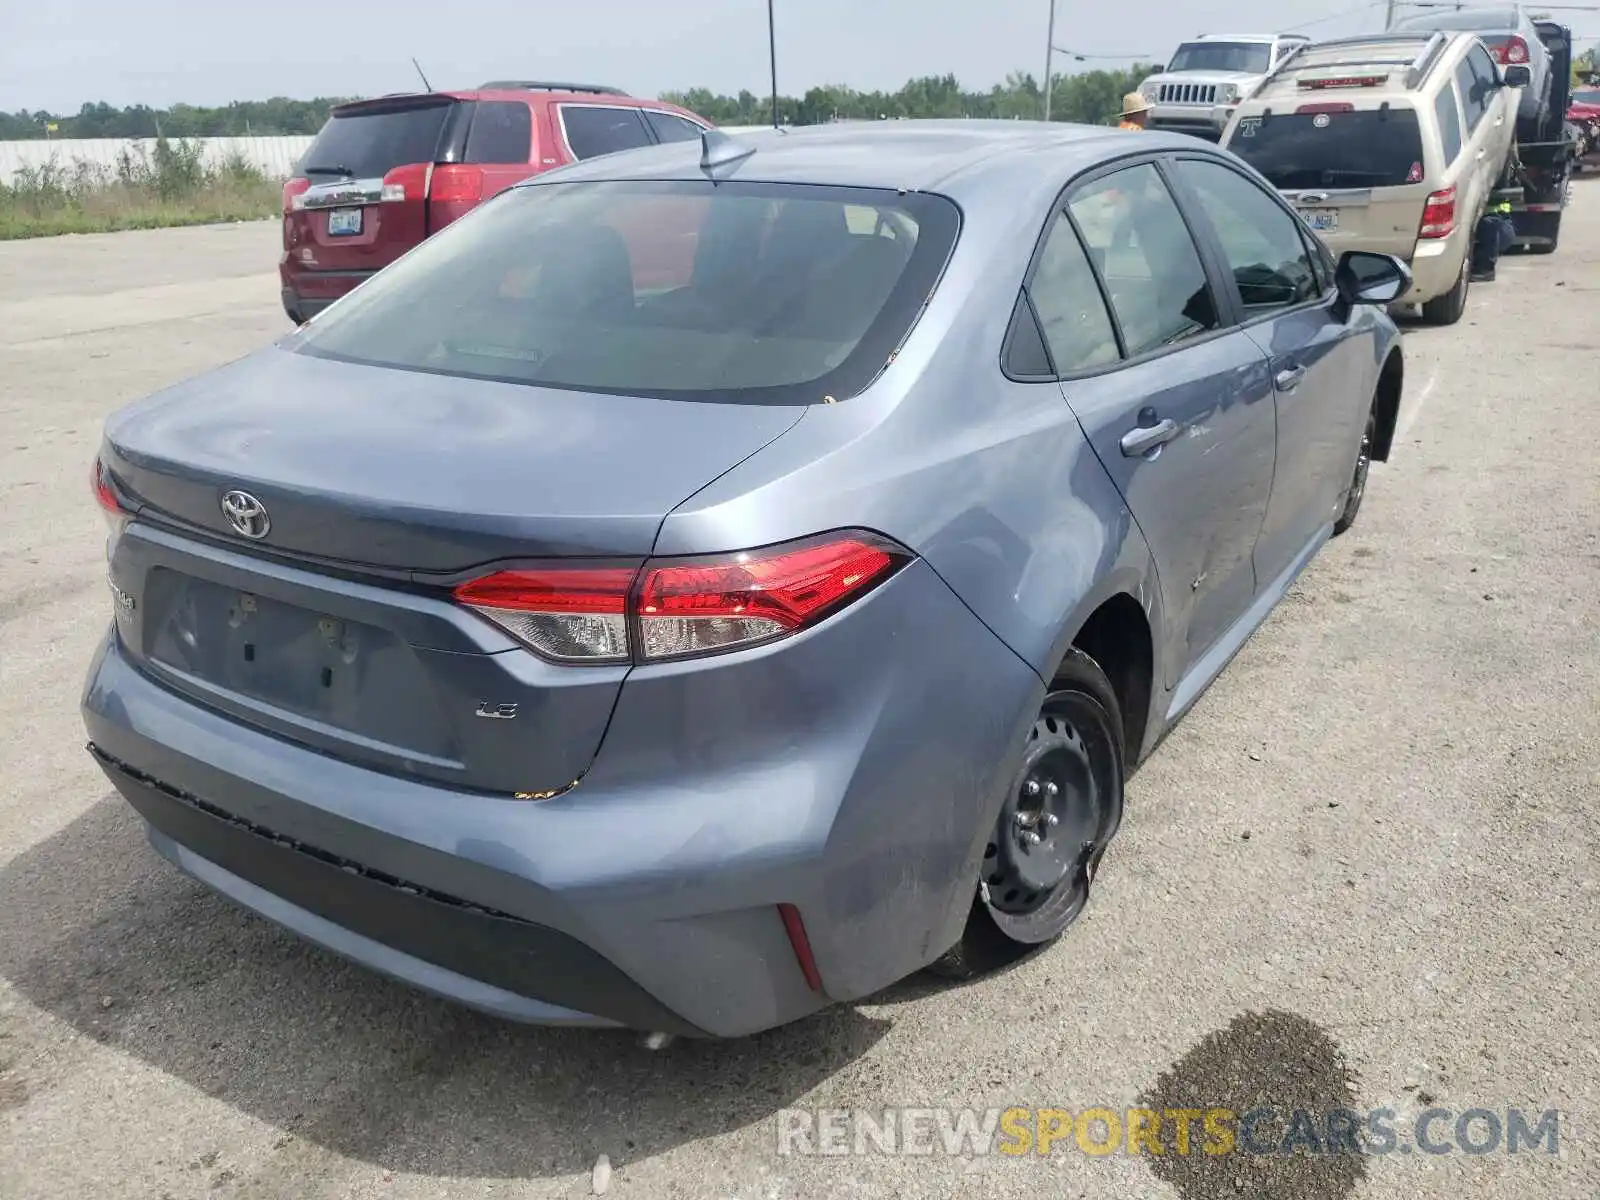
[1149,106,1227,139]
[82,559,1045,1038]
[278,266,377,323]
[1402,235,1467,304]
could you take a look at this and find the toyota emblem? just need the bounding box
[220,490,271,539]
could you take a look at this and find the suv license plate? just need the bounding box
[1301,208,1338,233]
[327,207,362,236]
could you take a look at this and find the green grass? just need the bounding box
[0,138,281,240]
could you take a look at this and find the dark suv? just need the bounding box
[280,82,712,324]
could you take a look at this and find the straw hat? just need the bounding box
[1121,91,1154,117]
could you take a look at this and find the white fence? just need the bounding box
[0,135,313,186]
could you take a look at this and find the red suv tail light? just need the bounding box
[282,176,311,213]
[1497,35,1530,65]
[1419,185,1456,239]
[429,164,484,204]
[452,532,911,665]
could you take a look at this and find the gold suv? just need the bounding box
[1220,31,1526,324]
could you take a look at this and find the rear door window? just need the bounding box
[1434,83,1464,163]
[465,101,532,163]
[300,100,453,178]
[644,111,707,143]
[560,105,654,160]
[1173,159,1319,313]
[1066,163,1222,358]
[1229,108,1425,189]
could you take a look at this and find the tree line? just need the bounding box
[1,67,1156,141]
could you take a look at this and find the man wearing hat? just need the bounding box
[1118,92,1153,130]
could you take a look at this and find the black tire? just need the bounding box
[1530,220,1560,254]
[1420,249,1470,325]
[928,648,1125,980]
[1332,394,1378,537]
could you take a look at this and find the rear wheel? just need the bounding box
[1420,248,1470,325]
[929,648,1125,979]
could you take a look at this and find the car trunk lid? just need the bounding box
[100,347,804,794]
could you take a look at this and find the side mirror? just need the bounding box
[1335,250,1412,307]
[1502,64,1532,88]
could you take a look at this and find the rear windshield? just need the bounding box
[1396,9,1516,30]
[293,180,960,405]
[300,100,453,178]
[1229,109,1425,189]
[1168,42,1272,74]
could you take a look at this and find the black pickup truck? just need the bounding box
[1495,20,1574,253]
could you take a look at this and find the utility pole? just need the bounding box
[768,0,780,129]
[1043,0,1057,121]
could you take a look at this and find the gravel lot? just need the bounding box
[1,196,1596,1200]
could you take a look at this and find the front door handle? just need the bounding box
[1120,417,1181,457]
[1275,364,1307,392]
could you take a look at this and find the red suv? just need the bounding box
[280,82,713,324]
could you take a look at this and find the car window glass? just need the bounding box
[1467,47,1501,123]
[1456,60,1487,131]
[1027,212,1121,373]
[1002,292,1056,378]
[1066,164,1221,357]
[464,101,532,164]
[560,106,653,160]
[1434,82,1464,163]
[645,111,707,143]
[1175,161,1318,313]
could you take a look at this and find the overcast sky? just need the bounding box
[0,0,1517,114]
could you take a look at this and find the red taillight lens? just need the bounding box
[282,176,311,213]
[1419,185,1456,239]
[1498,36,1529,65]
[429,164,484,204]
[452,532,911,665]
[637,535,904,661]
[92,457,130,539]
[453,566,636,663]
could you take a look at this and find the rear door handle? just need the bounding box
[1275,364,1307,392]
[1120,417,1181,457]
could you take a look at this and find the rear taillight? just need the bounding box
[282,177,311,213]
[92,457,129,538]
[452,532,911,665]
[1419,185,1456,239]
[429,164,484,204]
[1497,36,1530,65]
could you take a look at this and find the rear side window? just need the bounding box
[1027,212,1120,373]
[1434,83,1464,163]
[300,101,452,178]
[293,180,960,406]
[1229,109,1425,189]
[1066,164,1220,358]
[560,106,653,160]
[465,101,532,164]
[1173,160,1318,312]
[644,111,707,143]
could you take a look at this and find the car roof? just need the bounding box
[1245,31,1469,100]
[515,119,1200,200]
[1190,32,1293,42]
[1395,7,1520,29]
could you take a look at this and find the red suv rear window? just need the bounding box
[300,98,455,179]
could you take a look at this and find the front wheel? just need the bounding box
[1332,396,1377,537]
[928,648,1125,979]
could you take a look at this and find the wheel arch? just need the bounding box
[1370,347,1404,463]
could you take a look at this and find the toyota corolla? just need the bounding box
[83,122,1408,1038]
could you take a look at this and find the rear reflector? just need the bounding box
[777,904,824,992]
[1419,185,1456,239]
[453,531,911,665]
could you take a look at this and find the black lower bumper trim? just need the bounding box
[90,744,705,1036]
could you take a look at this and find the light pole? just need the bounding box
[1044,0,1057,121]
[768,0,780,129]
